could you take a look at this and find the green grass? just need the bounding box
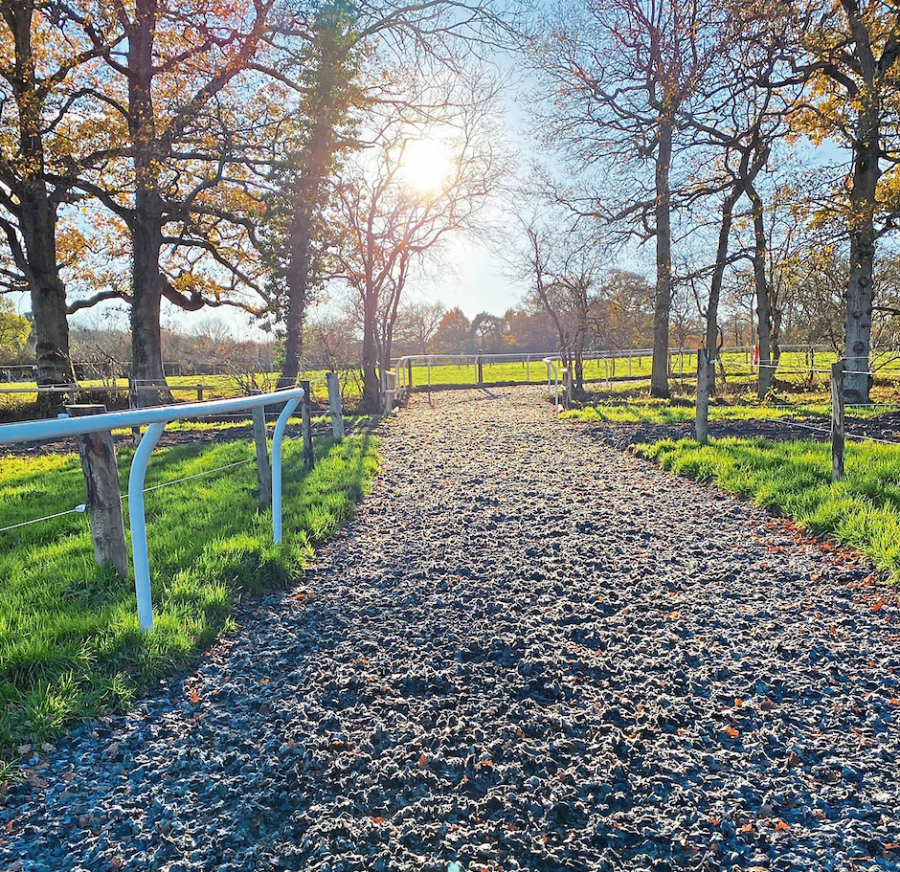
[0,432,379,761]
[635,436,900,580]
[0,370,359,416]
[560,400,833,425]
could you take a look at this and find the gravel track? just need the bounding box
[3,386,900,872]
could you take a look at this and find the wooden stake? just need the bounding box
[301,379,315,467]
[127,378,140,448]
[695,349,710,443]
[326,372,344,440]
[65,404,129,578]
[832,361,845,482]
[251,398,272,505]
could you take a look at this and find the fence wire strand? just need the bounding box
[1,458,257,535]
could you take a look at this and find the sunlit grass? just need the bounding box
[0,433,379,759]
[635,437,900,581]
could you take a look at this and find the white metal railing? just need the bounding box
[543,358,560,402]
[0,388,305,632]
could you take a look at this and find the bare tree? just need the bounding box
[526,0,723,398]
[334,75,508,408]
[394,300,447,353]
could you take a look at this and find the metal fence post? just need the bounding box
[272,395,301,544]
[407,358,413,391]
[832,361,845,482]
[128,422,166,632]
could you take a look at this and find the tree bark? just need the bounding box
[279,205,311,387]
[125,0,172,405]
[843,97,880,403]
[361,287,380,410]
[704,188,741,398]
[748,186,774,398]
[3,0,75,413]
[130,186,171,406]
[650,117,673,399]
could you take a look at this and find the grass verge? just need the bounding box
[560,400,832,425]
[0,433,378,762]
[635,436,900,580]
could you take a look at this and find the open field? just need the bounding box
[0,371,348,419]
[5,348,900,420]
[0,432,378,761]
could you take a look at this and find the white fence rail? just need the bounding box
[0,388,305,632]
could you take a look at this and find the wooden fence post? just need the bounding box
[300,379,314,468]
[563,366,573,409]
[127,378,140,448]
[250,393,272,505]
[65,404,129,578]
[326,371,344,440]
[476,355,484,385]
[831,361,845,482]
[695,348,710,443]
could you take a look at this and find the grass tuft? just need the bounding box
[635,436,900,581]
[0,433,378,758]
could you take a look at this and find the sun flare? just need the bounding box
[399,138,451,192]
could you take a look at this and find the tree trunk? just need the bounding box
[20,183,74,411]
[5,1,75,414]
[361,289,380,410]
[748,187,774,398]
[126,1,172,407]
[844,99,880,403]
[650,117,673,399]
[704,188,741,397]
[279,206,311,387]
[130,188,171,406]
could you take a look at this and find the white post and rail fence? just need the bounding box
[0,385,348,633]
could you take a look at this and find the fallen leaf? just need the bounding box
[740,822,754,833]
[188,690,200,704]
[873,598,885,612]
[734,698,743,707]
[418,755,428,768]
[724,726,740,739]
[774,819,791,832]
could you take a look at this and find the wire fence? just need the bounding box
[0,457,258,535]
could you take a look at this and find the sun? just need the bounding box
[399,138,451,192]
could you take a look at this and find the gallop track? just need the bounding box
[2,387,898,871]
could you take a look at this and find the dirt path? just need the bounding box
[2,386,899,872]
